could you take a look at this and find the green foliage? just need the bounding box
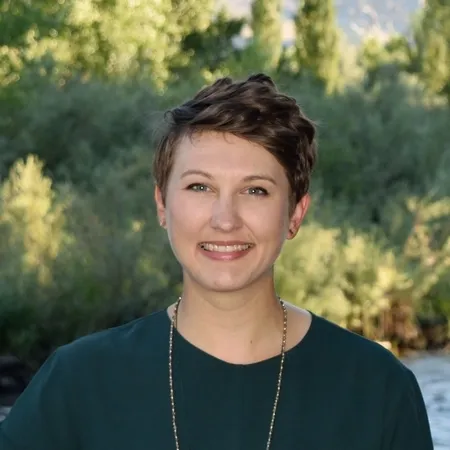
[276,190,450,337]
[0,156,66,364]
[413,0,450,98]
[1,0,215,89]
[176,7,245,74]
[0,0,71,47]
[358,35,413,88]
[250,0,283,71]
[400,194,450,304]
[1,156,65,281]
[275,219,409,337]
[294,0,340,92]
[41,0,182,86]
[0,73,163,182]
[0,152,178,366]
[1,0,450,364]
[295,74,450,220]
[170,0,214,35]
[360,36,412,71]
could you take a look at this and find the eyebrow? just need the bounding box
[181,169,213,179]
[180,170,277,185]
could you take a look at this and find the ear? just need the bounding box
[287,194,310,240]
[154,185,166,228]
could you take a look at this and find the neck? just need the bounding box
[172,283,285,364]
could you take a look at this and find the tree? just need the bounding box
[414,0,450,98]
[167,0,215,71]
[294,0,340,92]
[1,0,216,89]
[63,0,182,87]
[358,35,413,89]
[250,0,283,71]
[170,0,214,35]
[0,155,65,283]
[0,0,70,47]
[0,0,72,85]
[179,7,245,73]
[14,0,198,89]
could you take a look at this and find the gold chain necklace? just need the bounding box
[168,297,288,450]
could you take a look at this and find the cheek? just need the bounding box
[246,202,288,236]
[166,194,210,233]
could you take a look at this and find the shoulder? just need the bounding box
[300,313,427,419]
[305,314,433,447]
[307,313,414,382]
[54,309,169,372]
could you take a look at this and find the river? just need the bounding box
[403,354,450,450]
[1,354,449,447]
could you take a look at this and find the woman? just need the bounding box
[0,74,433,450]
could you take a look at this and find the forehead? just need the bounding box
[171,131,285,176]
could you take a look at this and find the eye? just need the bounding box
[247,187,269,196]
[186,183,210,192]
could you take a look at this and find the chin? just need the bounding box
[199,276,248,293]
[207,282,249,293]
[192,269,270,294]
[181,254,275,293]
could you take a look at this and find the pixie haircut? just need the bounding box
[152,73,317,211]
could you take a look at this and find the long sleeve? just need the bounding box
[382,366,434,450]
[0,348,77,450]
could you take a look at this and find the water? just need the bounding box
[0,406,9,423]
[1,354,449,447]
[404,354,450,450]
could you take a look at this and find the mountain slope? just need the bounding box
[219,0,423,42]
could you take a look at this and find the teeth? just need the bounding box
[200,243,252,252]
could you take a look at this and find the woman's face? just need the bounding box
[155,131,309,293]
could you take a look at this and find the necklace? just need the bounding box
[168,297,288,450]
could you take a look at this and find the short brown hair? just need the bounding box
[152,73,317,210]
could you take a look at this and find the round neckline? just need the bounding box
[163,307,318,369]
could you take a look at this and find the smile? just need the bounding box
[199,243,253,252]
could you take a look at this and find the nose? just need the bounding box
[210,195,243,232]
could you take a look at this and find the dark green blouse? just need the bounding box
[0,310,433,450]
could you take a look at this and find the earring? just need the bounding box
[160,219,166,227]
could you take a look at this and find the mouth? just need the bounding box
[199,243,254,253]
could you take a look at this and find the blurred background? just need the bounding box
[0,0,449,447]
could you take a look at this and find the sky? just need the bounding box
[218,0,424,43]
